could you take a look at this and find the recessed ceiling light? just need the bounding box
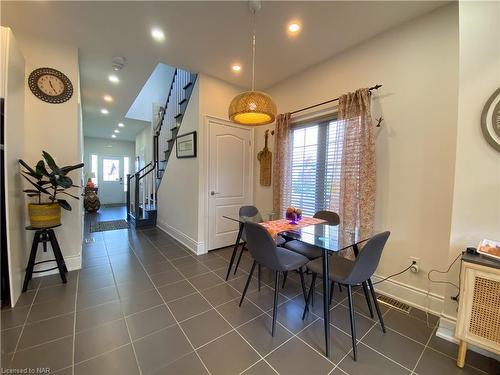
[118,123,125,127]
[101,108,109,114]
[108,75,119,84]
[288,22,301,34]
[111,134,116,138]
[151,28,165,42]
[114,129,120,133]
[103,95,113,102]
[231,64,242,72]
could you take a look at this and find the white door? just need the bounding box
[99,157,124,204]
[208,119,253,250]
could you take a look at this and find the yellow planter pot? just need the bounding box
[28,203,61,228]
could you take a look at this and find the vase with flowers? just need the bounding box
[285,207,302,225]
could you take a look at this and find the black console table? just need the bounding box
[22,225,67,292]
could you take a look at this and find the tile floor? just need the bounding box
[1,208,498,374]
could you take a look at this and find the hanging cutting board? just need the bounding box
[257,130,272,186]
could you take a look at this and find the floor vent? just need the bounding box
[84,237,95,244]
[377,295,411,313]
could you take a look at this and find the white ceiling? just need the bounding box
[1,1,447,141]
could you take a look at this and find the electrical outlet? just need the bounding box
[410,257,420,273]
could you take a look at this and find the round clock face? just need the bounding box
[481,87,500,152]
[28,68,73,104]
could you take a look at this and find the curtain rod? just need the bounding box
[289,84,382,115]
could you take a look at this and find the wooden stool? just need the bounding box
[22,225,67,292]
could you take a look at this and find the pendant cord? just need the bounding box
[251,9,256,91]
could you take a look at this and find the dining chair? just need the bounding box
[239,221,309,336]
[302,231,391,361]
[232,206,286,277]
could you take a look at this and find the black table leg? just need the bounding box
[48,229,67,284]
[322,248,330,358]
[22,231,41,292]
[226,222,244,281]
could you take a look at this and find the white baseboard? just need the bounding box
[32,254,82,278]
[156,220,206,255]
[437,314,500,361]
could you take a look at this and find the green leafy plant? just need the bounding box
[19,151,84,211]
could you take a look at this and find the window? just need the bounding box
[102,159,120,182]
[288,118,343,217]
[90,154,98,185]
[123,157,129,192]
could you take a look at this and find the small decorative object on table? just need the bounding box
[285,207,302,225]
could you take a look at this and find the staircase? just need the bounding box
[126,68,197,228]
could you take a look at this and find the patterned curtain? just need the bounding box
[272,113,291,218]
[333,88,376,257]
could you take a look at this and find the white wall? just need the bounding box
[255,4,460,313]
[442,1,500,321]
[16,34,84,275]
[2,27,27,307]
[156,74,242,253]
[135,126,153,169]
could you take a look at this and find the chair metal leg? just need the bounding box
[347,285,357,361]
[302,272,317,320]
[311,276,316,307]
[282,271,288,288]
[329,281,335,305]
[226,223,244,280]
[239,260,256,307]
[233,242,246,275]
[258,264,261,291]
[298,267,307,302]
[361,281,374,318]
[272,271,280,336]
[367,278,386,333]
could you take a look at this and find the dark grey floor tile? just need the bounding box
[409,307,439,327]
[134,325,193,374]
[27,297,75,323]
[298,319,355,365]
[197,331,260,374]
[188,272,224,291]
[158,280,196,302]
[168,293,212,321]
[275,300,318,334]
[200,283,241,306]
[78,265,112,281]
[176,263,211,278]
[76,285,119,311]
[13,290,37,308]
[383,309,435,345]
[213,265,246,281]
[181,309,232,348]
[1,326,22,354]
[280,278,307,300]
[39,271,78,288]
[75,300,123,332]
[150,352,208,375]
[246,286,288,311]
[120,289,163,316]
[216,299,263,327]
[33,282,77,305]
[171,256,199,267]
[10,336,73,373]
[149,269,184,287]
[329,304,375,338]
[348,289,389,318]
[18,313,74,350]
[241,359,277,375]
[105,245,133,256]
[338,342,410,375]
[157,247,190,260]
[415,347,484,375]
[237,315,292,356]
[135,251,167,266]
[77,273,115,293]
[74,344,140,375]
[1,306,30,330]
[126,305,176,340]
[266,336,335,375]
[82,255,110,268]
[197,257,228,271]
[74,319,130,363]
[116,278,155,299]
[143,261,174,275]
[362,324,424,369]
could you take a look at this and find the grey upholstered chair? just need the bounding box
[302,231,390,361]
[232,206,285,276]
[239,221,309,336]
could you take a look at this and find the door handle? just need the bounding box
[210,191,220,196]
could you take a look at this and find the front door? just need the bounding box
[208,118,253,250]
[99,157,124,204]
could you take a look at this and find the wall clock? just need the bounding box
[481,87,500,152]
[28,67,73,104]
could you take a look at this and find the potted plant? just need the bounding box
[19,151,84,228]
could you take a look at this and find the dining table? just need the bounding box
[223,215,378,358]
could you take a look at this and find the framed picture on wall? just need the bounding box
[176,131,197,158]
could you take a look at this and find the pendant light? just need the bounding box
[228,0,277,126]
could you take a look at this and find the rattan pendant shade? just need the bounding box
[228,90,277,125]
